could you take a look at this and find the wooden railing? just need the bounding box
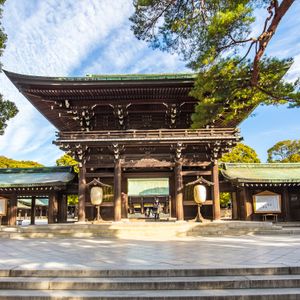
[57,128,240,142]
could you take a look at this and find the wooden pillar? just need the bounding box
[231,191,238,220]
[78,165,86,222]
[245,189,253,220]
[169,174,175,218]
[240,187,248,220]
[283,187,290,221]
[8,193,17,226]
[48,193,58,224]
[114,159,122,221]
[121,192,128,219]
[175,160,184,221]
[211,161,221,220]
[57,194,68,223]
[121,177,128,219]
[30,196,36,225]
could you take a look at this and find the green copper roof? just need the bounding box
[66,73,197,82]
[0,167,75,188]
[221,163,300,184]
[3,70,197,83]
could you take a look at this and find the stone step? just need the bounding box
[1,274,300,290]
[2,266,299,277]
[0,221,286,238]
[0,288,299,299]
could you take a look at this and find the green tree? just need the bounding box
[56,153,79,173]
[0,0,18,134]
[56,154,79,205]
[130,1,300,127]
[0,156,43,168]
[267,139,300,162]
[221,143,261,163]
[220,143,260,207]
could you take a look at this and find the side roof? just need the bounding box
[221,163,300,186]
[0,166,75,188]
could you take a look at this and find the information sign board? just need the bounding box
[253,192,281,213]
[0,198,7,216]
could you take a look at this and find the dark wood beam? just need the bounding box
[212,161,221,220]
[114,160,122,222]
[30,196,36,225]
[181,170,211,176]
[78,166,86,222]
[175,160,184,221]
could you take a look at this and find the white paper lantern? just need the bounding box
[194,184,206,204]
[90,186,103,206]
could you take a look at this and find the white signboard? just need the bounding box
[253,194,281,213]
[0,198,7,216]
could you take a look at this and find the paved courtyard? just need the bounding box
[0,234,299,270]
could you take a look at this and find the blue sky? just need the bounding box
[0,0,299,165]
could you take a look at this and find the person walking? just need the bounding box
[153,199,160,220]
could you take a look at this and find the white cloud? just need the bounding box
[0,0,134,165]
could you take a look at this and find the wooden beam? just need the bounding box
[181,170,211,176]
[78,165,86,222]
[231,191,238,220]
[282,187,290,222]
[175,160,184,221]
[30,196,36,225]
[211,161,221,220]
[122,160,174,168]
[114,160,122,221]
[124,172,172,178]
[57,194,68,223]
[86,173,114,178]
[48,193,58,224]
[8,193,17,226]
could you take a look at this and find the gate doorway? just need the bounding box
[127,178,170,220]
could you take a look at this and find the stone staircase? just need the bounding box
[0,221,287,239]
[0,267,300,299]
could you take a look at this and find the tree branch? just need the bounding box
[251,0,294,86]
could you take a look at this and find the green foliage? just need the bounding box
[0,0,18,134]
[0,0,7,58]
[0,156,43,168]
[267,140,300,162]
[220,143,260,208]
[56,154,79,205]
[220,192,231,208]
[131,0,263,68]
[67,195,78,206]
[130,1,299,127]
[190,57,299,127]
[0,94,18,134]
[221,143,260,163]
[56,154,79,173]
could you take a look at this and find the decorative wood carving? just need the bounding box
[110,104,130,129]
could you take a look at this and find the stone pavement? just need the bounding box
[0,234,299,270]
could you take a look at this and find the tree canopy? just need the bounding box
[56,154,79,173]
[0,156,43,168]
[221,143,261,163]
[130,0,300,127]
[267,139,300,162]
[0,0,18,134]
